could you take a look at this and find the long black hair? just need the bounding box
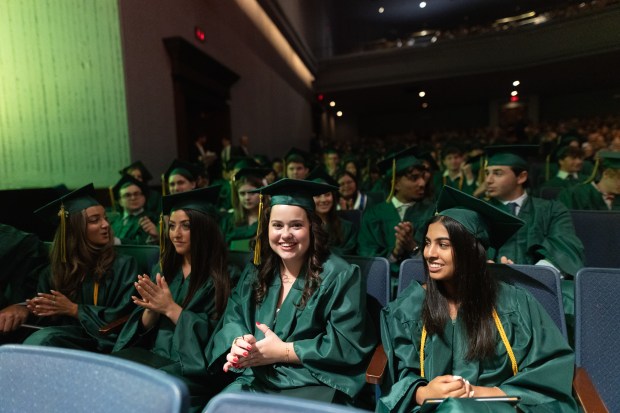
[161,208,230,318]
[422,215,498,360]
[253,205,330,309]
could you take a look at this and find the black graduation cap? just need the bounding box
[233,167,271,181]
[436,186,524,249]
[34,183,100,225]
[306,166,339,188]
[161,185,221,216]
[284,147,311,166]
[485,145,540,170]
[119,161,152,183]
[112,174,149,200]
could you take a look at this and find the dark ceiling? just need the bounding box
[327,0,576,55]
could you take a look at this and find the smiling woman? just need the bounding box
[206,179,376,405]
[23,184,137,352]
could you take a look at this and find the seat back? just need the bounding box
[539,186,562,200]
[115,244,159,274]
[570,210,620,268]
[488,264,567,339]
[397,258,426,296]
[204,392,368,413]
[227,250,252,274]
[0,344,189,413]
[343,255,390,330]
[575,267,620,412]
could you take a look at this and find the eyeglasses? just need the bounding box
[121,191,143,199]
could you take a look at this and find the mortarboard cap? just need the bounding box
[34,183,100,225]
[234,167,271,181]
[161,185,221,216]
[119,161,152,183]
[598,151,620,170]
[435,186,524,249]
[250,178,337,212]
[377,146,424,176]
[306,167,339,188]
[485,145,539,170]
[284,147,311,166]
[164,159,200,182]
[112,174,149,200]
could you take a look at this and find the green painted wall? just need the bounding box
[0,0,129,189]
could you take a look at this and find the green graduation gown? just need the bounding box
[220,211,258,248]
[487,197,584,277]
[113,268,221,409]
[206,254,377,402]
[109,210,159,245]
[24,254,137,352]
[358,200,435,273]
[558,182,620,211]
[327,218,358,257]
[378,281,577,413]
[0,224,48,309]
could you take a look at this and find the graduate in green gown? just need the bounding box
[558,150,620,211]
[432,145,477,196]
[113,186,231,411]
[108,174,159,245]
[539,143,588,197]
[483,145,584,277]
[220,167,269,251]
[120,160,162,215]
[378,186,577,413]
[0,224,48,340]
[307,168,358,256]
[207,179,376,404]
[358,146,435,274]
[24,184,137,352]
[165,159,199,195]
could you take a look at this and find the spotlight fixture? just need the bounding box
[419,2,427,9]
[513,80,520,87]
[422,103,429,108]
[378,7,385,13]
[336,111,343,117]
[419,91,426,98]
[511,91,518,96]
[329,101,336,107]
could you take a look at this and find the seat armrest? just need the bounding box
[98,314,131,336]
[366,343,387,385]
[573,366,608,413]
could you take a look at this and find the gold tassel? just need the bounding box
[161,174,167,196]
[93,282,99,306]
[108,186,116,211]
[386,159,396,203]
[253,194,264,266]
[585,157,600,184]
[158,213,165,270]
[58,203,68,263]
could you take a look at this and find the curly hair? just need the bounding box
[160,208,230,318]
[421,215,498,361]
[253,205,330,309]
[50,210,115,301]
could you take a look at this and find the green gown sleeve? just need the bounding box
[377,282,578,413]
[114,267,217,378]
[77,254,138,341]
[329,218,358,256]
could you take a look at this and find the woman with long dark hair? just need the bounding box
[307,168,357,256]
[206,179,376,403]
[113,186,231,410]
[25,184,137,351]
[378,186,577,412]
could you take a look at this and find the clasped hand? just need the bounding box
[132,273,180,321]
[393,221,416,258]
[26,290,78,318]
[223,322,286,372]
[416,375,474,404]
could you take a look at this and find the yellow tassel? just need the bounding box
[161,174,167,196]
[420,325,427,378]
[108,186,116,211]
[585,157,600,184]
[386,159,396,203]
[58,203,67,263]
[93,282,99,306]
[158,213,165,270]
[253,194,264,266]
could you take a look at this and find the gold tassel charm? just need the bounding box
[386,159,397,203]
[58,203,68,263]
[161,174,167,196]
[253,194,264,266]
[158,213,165,270]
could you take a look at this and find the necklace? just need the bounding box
[281,272,295,284]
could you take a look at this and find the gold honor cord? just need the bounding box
[93,282,99,306]
[443,175,464,190]
[420,309,517,379]
[253,193,264,265]
[58,204,68,263]
[386,159,397,203]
